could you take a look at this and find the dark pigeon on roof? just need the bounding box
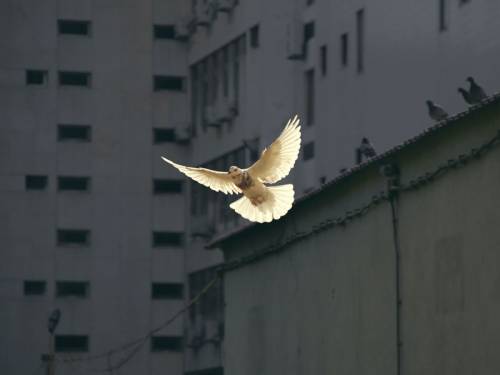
[426,100,448,121]
[359,137,377,158]
[458,87,473,105]
[467,76,487,104]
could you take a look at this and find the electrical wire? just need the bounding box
[217,129,500,274]
[55,275,219,369]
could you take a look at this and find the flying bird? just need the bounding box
[458,87,473,105]
[162,115,301,223]
[426,100,448,121]
[466,76,487,104]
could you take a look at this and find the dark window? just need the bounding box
[55,335,89,352]
[25,175,48,190]
[26,70,47,85]
[305,69,315,126]
[59,71,91,87]
[58,176,90,191]
[439,0,448,31]
[341,33,348,67]
[356,9,365,73]
[154,75,185,91]
[152,231,184,247]
[153,179,183,194]
[189,267,223,320]
[57,229,90,246]
[58,124,91,142]
[303,141,315,161]
[58,20,91,36]
[250,24,259,48]
[153,128,176,143]
[23,281,46,296]
[56,281,89,297]
[152,283,184,299]
[304,22,315,43]
[222,47,229,97]
[154,24,176,39]
[320,45,327,76]
[151,336,183,352]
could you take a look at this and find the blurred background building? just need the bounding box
[1,0,500,374]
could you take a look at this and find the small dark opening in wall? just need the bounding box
[55,335,89,352]
[341,33,348,67]
[23,281,46,295]
[151,336,183,352]
[59,71,91,87]
[154,25,176,39]
[58,125,91,142]
[320,45,327,76]
[154,76,185,91]
[57,229,90,246]
[26,175,48,190]
[58,177,90,191]
[153,128,176,143]
[26,70,48,85]
[152,231,184,247]
[153,179,183,194]
[303,141,315,161]
[56,281,89,297]
[250,24,259,48]
[58,20,91,35]
[152,283,184,299]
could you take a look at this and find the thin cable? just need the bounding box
[218,129,500,274]
[389,194,402,375]
[56,275,219,366]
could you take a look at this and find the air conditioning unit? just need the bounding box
[195,6,211,27]
[188,319,207,349]
[227,99,238,117]
[216,100,234,122]
[205,105,221,128]
[286,18,305,60]
[175,126,192,145]
[191,217,216,238]
[174,19,192,41]
[217,0,236,12]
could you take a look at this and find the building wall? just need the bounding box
[183,0,500,373]
[218,102,500,374]
[0,1,189,374]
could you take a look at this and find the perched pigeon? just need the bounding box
[466,77,487,104]
[359,137,377,158]
[162,115,301,223]
[426,100,448,121]
[458,87,473,105]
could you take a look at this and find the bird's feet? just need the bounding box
[250,196,265,206]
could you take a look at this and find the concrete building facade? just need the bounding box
[212,98,500,375]
[0,1,190,374]
[2,0,500,374]
[183,0,500,373]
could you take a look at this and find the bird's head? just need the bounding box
[425,100,433,107]
[228,166,242,179]
[466,76,474,83]
[361,137,369,144]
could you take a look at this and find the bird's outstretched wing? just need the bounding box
[161,157,241,194]
[246,115,301,184]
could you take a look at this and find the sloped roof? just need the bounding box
[207,92,500,249]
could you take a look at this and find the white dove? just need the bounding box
[161,115,301,223]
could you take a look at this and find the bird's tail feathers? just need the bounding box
[229,184,294,223]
